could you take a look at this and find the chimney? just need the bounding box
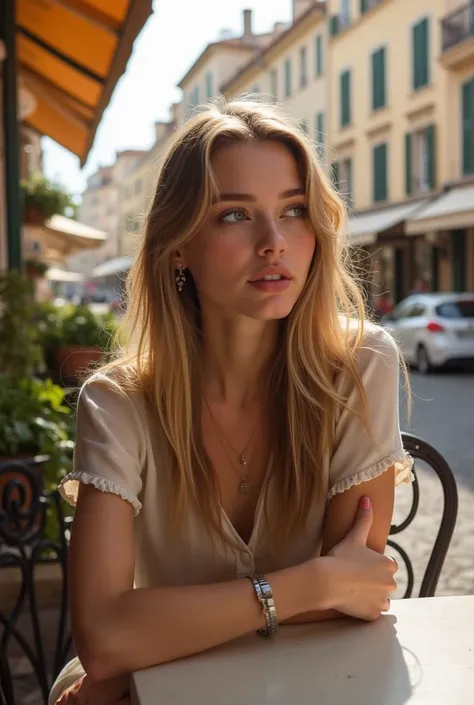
[242,9,253,39]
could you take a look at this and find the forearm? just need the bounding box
[81,560,331,681]
[282,608,345,625]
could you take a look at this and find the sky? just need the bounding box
[42,0,293,197]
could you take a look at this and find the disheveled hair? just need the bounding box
[101,98,380,550]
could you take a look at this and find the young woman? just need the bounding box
[50,99,413,705]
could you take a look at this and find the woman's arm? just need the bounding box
[69,484,333,683]
[282,466,395,625]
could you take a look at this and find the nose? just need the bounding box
[255,217,287,258]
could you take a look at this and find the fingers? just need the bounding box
[348,496,374,546]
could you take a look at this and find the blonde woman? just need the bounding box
[51,100,413,705]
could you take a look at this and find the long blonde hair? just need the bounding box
[105,99,372,549]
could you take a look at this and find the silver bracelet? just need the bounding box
[248,573,279,637]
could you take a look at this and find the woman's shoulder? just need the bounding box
[341,317,399,360]
[79,363,147,413]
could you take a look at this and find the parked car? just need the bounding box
[381,293,474,374]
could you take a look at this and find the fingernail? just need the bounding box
[361,496,371,510]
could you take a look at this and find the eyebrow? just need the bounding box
[213,187,305,203]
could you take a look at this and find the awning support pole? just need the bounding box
[1,0,22,270]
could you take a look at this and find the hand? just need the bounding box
[323,496,398,622]
[56,673,130,705]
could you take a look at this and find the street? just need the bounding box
[394,370,474,598]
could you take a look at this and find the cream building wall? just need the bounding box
[118,121,175,257]
[223,6,327,161]
[327,0,448,212]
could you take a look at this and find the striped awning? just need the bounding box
[18,0,153,164]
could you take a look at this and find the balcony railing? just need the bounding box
[442,1,474,51]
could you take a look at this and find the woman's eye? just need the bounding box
[285,205,307,218]
[219,209,249,224]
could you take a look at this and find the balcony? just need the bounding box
[441,1,474,69]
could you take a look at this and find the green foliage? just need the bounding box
[20,171,77,220]
[0,270,42,377]
[35,303,119,350]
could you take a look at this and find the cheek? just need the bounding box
[186,230,249,281]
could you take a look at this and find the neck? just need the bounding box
[200,308,279,408]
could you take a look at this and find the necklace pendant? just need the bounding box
[239,454,248,466]
[239,479,252,494]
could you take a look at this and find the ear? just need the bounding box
[174,251,187,270]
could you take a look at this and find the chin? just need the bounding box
[243,299,297,321]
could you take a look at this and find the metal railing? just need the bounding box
[442,1,474,51]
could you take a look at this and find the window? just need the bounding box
[462,78,474,175]
[371,47,386,111]
[405,125,436,194]
[300,46,308,88]
[205,72,213,99]
[315,35,323,77]
[252,84,260,94]
[412,18,429,90]
[300,119,309,134]
[372,143,388,202]
[270,68,278,100]
[315,111,324,144]
[340,69,351,127]
[190,85,200,106]
[340,157,353,205]
[340,0,350,27]
[284,58,292,97]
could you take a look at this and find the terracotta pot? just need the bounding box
[24,206,45,226]
[56,345,103,379]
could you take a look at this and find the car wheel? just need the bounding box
[416,345,432,375]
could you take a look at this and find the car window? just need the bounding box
[436,300,474,319]
[393,303,414,319]
[408,303,427,317]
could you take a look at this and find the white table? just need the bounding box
[131,595,474,704]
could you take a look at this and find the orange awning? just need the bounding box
[17,0,153,165]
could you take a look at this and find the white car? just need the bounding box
[382,293,474,374]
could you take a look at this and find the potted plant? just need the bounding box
[0,271,74,536]
[25,257,49,280]
[20,172,76,225]
[55,305,117,379]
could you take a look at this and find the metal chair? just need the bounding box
[389,433,459,598]
[0,457,72,705]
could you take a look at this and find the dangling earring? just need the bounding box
[176,265,186,292]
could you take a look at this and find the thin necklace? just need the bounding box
[204,399,259,494]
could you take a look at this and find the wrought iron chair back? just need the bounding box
[0,457,72,705]
[389,433,459,598]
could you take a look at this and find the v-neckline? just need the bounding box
[219,453,274,551]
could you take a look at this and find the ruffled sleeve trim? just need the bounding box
[58,471,142,516]
[328,449,414,501]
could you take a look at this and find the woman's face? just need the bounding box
[181,140,316,321]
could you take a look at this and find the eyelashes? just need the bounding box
[217,204,308,224]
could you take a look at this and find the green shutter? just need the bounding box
[372,47,386,110]
[413,18,429,90]
[360,0,368,13]
[462,78,474,175]
[345,158,353,204]
[373,143,388,202]
[285,59,292,97]
[316,35,322,76]
[332,161,340,188]
[315,112,325,144]
[426,124,436,190]
[205,72,213,99]
[330,15,339,36]
[405,132,413,195]
[341,70,351,126]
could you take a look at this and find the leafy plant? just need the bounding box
[59,305,118,349]
[25,257,49,277]
[20,171,76,221]
[0,270,42,377]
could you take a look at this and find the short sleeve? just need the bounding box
[58,374,145,516]
[328,325,414,501]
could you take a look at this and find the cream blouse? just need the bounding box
[49,324,414,703]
